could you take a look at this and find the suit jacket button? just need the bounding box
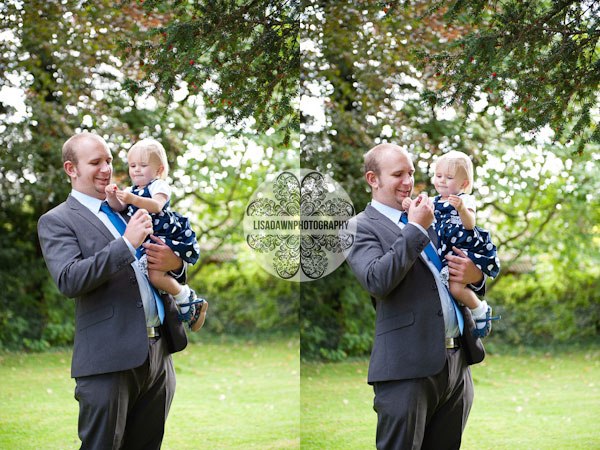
[437,310,443,317]
[136,301,143,308]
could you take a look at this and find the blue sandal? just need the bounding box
[177,290,207,324]
[473,306,501,338]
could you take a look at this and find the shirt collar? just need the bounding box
[371,199,404,225]
[71,189,104,214]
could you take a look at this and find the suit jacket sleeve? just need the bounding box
[38,211,135,298]
[346,218,430,299]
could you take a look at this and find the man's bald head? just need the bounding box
[364,143,411,176]
[62,132,108,166]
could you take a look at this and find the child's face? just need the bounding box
[128,150,162,187]
[433,162,469,198]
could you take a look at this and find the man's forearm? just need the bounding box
[347,224,428,298]
[38,214,135,298]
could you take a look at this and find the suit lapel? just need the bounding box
[365,203,437,266]
[365,204,402,236]
[66,195,116,242]
[427,226,439,249]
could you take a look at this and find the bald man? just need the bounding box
[38,132,188,449]
[345,143,487,450]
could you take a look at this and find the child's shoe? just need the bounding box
[189,298,208,331]
[177,289,208,331]
[473,305,501,338]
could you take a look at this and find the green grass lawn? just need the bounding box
[301,347,600,450]
[0,335,299,450]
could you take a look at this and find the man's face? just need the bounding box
[369,149,414,210]
[68,138,113,200]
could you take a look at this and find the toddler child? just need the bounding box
[105,138,207,331]
[404,150,500,337]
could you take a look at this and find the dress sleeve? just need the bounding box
[149,179,172,200]
[462,194,477,214]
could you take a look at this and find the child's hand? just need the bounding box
[448,195,465,212]
[115,190,133,204]
[105,184,118,197]
[401,197,412,212]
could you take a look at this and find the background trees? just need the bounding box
[415,0,600,152]
[119,0,299,145]
[0,1,597,354]
[0,1,298,350]
[300,0,600,359]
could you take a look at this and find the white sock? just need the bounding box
[470,300,489,329]
[173,285,191,313]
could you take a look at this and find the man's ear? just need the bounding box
[64,160,77,178]
[365,171,379,190]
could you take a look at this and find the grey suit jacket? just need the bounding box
[345,204,485,384]
[38,194,187,378]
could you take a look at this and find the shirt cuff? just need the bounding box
[122,236,137,256]
[408,221,429,237]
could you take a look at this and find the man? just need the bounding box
[38,132,188,449]
[344,143,487,450]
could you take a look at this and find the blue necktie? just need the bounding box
[100,202,165,324]
[400,214,464,334]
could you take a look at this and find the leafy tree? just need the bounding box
[413,0,600,153]
[0,0,134,350]
[118,0,300,145]
[300,0,600,359]
[0,1,299,350]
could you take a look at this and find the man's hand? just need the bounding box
[446,247,483,285]
[143,234,184,273]
[123,209,153,248]
[406,194,434,229]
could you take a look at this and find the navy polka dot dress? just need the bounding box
[127,179,200,265]
[433,194,500,279]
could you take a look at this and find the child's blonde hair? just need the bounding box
[128,138,169,180]
[434,151,474,194]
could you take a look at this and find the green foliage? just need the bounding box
[119,0,300,145]
[488,264,600,345]
[414,0,600,152]
[300,265,374,361]
[0,1,300,350]
[190,251,298,336]
[301,0,600,360]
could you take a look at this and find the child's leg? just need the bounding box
[449,281,480,309]
[148,269,207,331]
[148,269,184,296]
[148,269,192,313]
[449,281,491,334]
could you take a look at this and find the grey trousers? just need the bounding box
[373,347,474,450]
[74,336,176,450]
